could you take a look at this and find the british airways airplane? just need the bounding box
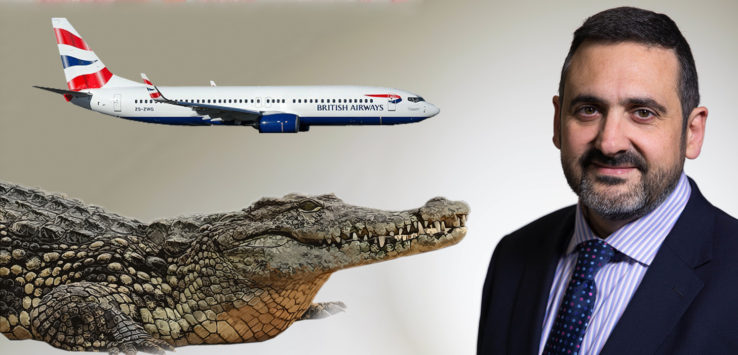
[35,18,439,133]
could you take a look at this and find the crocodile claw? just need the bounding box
[299,301,348,320]
[112,338,175,355]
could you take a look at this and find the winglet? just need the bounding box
[141,73,166,102]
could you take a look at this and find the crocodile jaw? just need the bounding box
[223,223,467,281]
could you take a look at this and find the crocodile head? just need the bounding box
[206,194,469,282]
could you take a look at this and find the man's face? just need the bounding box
[553,41,704,221]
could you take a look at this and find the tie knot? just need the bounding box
[573,239,615,280]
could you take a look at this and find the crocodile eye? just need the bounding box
[298,200,322,212]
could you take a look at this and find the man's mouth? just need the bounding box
[590,161,638,176]
[579,149,647,178]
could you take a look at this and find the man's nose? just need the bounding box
[594,114,630,155]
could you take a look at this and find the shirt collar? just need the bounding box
[567,173,691,266]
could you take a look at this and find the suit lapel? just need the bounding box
[509,207,575,355]
[601,179,714,354]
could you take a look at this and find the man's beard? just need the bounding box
[562,148,683,221]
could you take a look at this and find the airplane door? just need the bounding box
[113,94,121,112]
[388,96,396,111]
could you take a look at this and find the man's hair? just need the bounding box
[558,7,699,125]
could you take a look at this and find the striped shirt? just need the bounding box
[538,173,691,354]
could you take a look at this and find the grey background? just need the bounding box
[1,1,736,354]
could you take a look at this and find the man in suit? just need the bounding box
[478,7,738,355]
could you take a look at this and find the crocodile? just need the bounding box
[0,181,469,354]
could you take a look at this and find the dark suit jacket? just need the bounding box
[478,179,738,354]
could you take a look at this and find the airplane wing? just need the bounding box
[170,100,262,124]
[140,73,262,125]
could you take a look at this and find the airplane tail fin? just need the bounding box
[51,18,140,91]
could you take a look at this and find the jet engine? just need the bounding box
[258,114,301,133]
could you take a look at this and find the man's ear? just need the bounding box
[685,106,708,159]
[553,95,562,149]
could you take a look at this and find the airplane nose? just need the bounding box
[427,103,440,117]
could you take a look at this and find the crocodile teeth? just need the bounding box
[461,215,467,225]
[441,221,446,231]
[389,231,394,236]
[423,221,429,228]
[334,236,341,243]
[379,236,386,248]
[418,223,424,235]
[453,217,460,227]
[434,221,441,232]
[327,238,332,245]
[406,224,411,233]
[363,235,368,241]
[352,232,358,241]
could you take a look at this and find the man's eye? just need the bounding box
[633,109,655,120]
[575,106,599,118]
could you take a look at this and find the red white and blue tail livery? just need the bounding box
[35,18,439,133]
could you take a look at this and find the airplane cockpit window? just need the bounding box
[408,96,425,103]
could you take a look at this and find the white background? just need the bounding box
[1,1,736,354]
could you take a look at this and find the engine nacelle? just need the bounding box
[259,114,300,133]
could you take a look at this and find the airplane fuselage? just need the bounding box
[80,85,438,128]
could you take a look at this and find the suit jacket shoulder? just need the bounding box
[478,205,576,355]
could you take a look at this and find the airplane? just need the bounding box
[34,18,440,133]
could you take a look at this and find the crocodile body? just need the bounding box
[0,182,468,353]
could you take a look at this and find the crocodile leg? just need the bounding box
[29,281,173,354]
[299,301,347,320]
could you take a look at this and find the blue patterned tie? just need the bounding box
[543,239,615,355]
